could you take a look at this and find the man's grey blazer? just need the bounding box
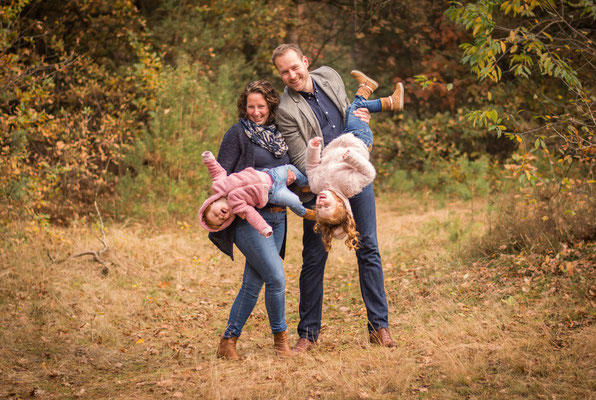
[275,66,350,175]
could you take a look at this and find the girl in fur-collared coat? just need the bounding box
[306,71,404,251]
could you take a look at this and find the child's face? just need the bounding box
[206,197,231,227]
[316,190,339,220]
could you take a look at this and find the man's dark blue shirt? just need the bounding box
[299,79,345,146]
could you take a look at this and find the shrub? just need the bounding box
[471,185,595,256]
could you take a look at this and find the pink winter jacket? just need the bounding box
[198,151,273,237]
[305,133,376,217]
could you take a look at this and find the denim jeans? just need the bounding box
[297,184,389,341]
[344,95,382,148]
[266,164,309,217]
[223,209,287,338]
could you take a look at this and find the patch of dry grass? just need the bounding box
[1,194,594,399]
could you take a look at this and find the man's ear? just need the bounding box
[303,55,309,69]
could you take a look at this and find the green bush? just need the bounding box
[382,155,493,200]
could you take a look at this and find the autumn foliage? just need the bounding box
[1,0,594,249]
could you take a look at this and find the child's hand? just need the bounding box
[310,137,322,147]
[202,151,215,161]
[261,226,273,237]
[341,149,351,160]
[286,169,296,186]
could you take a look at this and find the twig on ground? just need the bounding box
[47,201,110,274]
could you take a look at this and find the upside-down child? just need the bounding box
[306,70,404,251]
[198,151,315,237]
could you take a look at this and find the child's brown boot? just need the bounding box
[351,70,378,100]
[380,82,404,112]
[303,209,316,221]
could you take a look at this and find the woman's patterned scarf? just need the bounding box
[240,118,288,159]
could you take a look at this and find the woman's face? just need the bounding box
[246,93,270,125]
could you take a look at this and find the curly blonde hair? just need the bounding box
[313,191,359,252]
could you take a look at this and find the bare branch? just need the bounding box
[47,201,110,273]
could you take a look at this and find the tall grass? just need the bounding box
[1,197,593,399]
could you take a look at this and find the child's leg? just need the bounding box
[267,166,307,217]
[344,96,380,148]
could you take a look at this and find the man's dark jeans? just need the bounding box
[297,184,389,341]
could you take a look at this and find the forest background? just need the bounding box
[0,0,595,398]
[1,0,594,243]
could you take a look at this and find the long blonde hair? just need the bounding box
[313,191,359,252]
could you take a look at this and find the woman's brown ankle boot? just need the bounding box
[351,70,379,100]
[273,331,294,357]
[217,336,239,360]
[380,82,404,111]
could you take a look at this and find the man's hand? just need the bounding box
[353,108,371,124]
[286,169,296,186]
[310,137,322,147]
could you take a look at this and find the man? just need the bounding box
[271,43,396,352]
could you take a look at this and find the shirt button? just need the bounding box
[325,112,328,114]
[332,125,336,128]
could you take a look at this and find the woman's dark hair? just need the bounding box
[237,80,280,125]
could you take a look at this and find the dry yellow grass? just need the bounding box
[1,194,594,399]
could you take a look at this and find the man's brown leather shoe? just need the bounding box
[292,337,316,353]
[369,327,397,348]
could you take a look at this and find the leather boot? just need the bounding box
[351,70,378,100]
[217,336,239,360]
[273,331,294,357]
[292,337,316,353]
[303,209,316,221]
[380,82,404,112]
[369,327,397,348]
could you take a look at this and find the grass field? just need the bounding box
[1,195,594,399]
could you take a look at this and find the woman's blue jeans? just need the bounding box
[223,209,287,338]
[344,95,382,148]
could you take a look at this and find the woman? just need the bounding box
[208,80,294,359]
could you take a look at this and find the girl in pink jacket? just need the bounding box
[198,151,314,236]
[306,71,404,251]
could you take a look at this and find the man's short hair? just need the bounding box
[271,43,304,66]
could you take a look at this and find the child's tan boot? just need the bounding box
[380,82,404,112]
[351,70,379,100]
[303,209,316,221]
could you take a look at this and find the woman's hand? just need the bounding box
[353,108,371,124]
[310,137,322,147]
